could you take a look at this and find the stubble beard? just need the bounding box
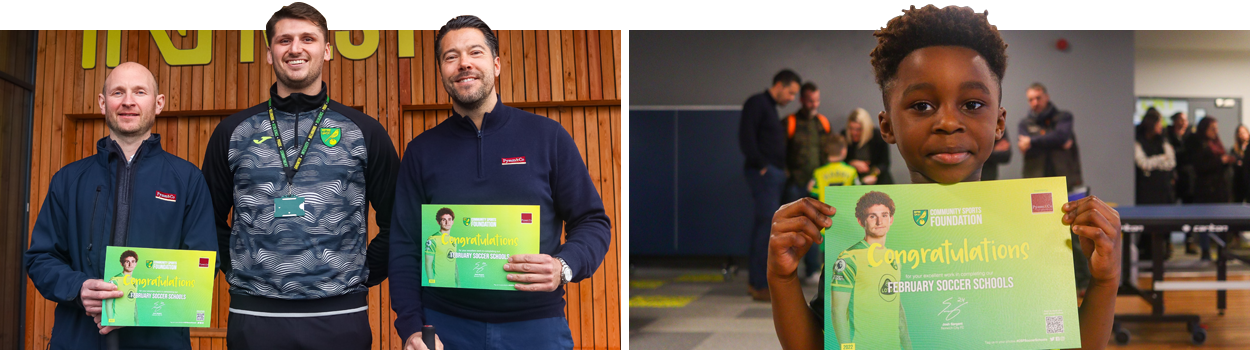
[106,112,155,139]
[275,57,323,93]
[444,73,494,111]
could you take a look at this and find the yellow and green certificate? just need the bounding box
[421,204,540,290]
[823,177,1080,349]
[101,246,216,327]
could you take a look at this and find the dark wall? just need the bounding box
[0,30,36,350]
[631,30,1135,205]
[630,109,754,255]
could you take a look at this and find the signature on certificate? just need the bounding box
[938,297,967,321]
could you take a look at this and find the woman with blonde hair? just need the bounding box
[842,108,894,184]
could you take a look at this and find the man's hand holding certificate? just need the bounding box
[100,247,216,328]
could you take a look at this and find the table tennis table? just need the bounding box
[1114,203,1250,345]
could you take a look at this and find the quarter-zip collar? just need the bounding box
[270,82,328,114]
[449,95,510,179]
[449,95,511,137]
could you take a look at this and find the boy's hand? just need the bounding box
[1061,195,1122,286]
[768,198,836,282]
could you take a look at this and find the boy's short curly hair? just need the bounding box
[854,191,895,224]
[870,5,1008,95]
[120,250,138,265]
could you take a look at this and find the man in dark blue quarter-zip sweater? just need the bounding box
[389,15,611,350]
[24,62,217,350]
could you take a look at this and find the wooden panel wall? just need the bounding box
[1,30,36,350]
[24,30,620,350]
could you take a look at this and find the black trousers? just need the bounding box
[226,310,371,350]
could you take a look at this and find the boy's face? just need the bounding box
[858,204,894,239]
[878,46,1005,184]
[123,256,137,273]
[438,214,454,232]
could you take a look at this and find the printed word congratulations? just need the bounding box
[452,234,520,247]
[865,238,1031,269]
[137,276,197,288]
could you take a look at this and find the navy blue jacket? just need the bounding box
[389,98,611,340]
[24,135,217,350]
[739,90,786,170]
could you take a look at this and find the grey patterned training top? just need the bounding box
[202,84,399,301]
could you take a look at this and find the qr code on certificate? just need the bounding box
[197,311,205,322]
[1045,316,1063,334]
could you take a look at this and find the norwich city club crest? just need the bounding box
[145,260,154,269]
[320,128,341,147]
[913,209,928,226]
[463,217,471,227]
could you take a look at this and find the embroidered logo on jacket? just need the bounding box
[253,136,272,144]
[155,191,177,202]
[502,156,526,165]
[321,128,342,147]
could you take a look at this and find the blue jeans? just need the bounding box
[425,308,575,350]
[745,165,786,289]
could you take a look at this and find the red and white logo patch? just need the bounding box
[521,213,533,224]
[199,258,210,268]
[502,156,526,165]
[156,191,177,202]
[1031,193,1053,213]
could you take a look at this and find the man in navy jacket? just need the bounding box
[389,15,611,350]
[24,62,216,350]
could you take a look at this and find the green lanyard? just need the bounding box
[266,96,330,191]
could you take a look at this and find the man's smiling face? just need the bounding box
[267,18,330,92]
[438,28,500,110]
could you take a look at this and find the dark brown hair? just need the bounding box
[436,207,455,221]
[265,2,329,45]
[854,191,895,224]
[436,15,499,59]
[120,250,138,265]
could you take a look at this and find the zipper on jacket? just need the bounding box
[477,128,484,178]
[111,146,142,247]
[87,185,102,269]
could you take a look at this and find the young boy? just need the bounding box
[767,5,1121,350]
[808,134,860,202]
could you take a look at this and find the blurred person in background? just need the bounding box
[842,108,893,185]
